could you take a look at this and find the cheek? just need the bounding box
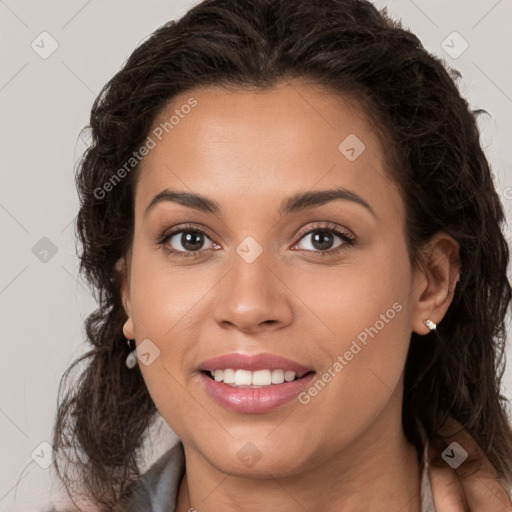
[293,237,412,358]
[128,244,215,341]
[127,247,220,427]
[292,239,413,426]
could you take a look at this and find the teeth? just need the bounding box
[271,369,284,384]
[208,369,301,386]
[252,370,272,386]
[284,371,296,382]
[223,368,236,384]
[234,369,252,386]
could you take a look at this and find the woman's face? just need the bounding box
[121,80,435,477]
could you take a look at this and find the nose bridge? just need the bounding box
[212,238,293,332]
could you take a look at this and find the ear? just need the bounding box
[411,232,460,335]
[115,256,135,340]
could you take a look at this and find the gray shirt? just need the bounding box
[121,441,435,511]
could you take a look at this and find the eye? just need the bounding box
[157,224,219,258]
[293,223,355,255]
[157,222,355,259]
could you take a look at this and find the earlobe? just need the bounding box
[411,233,460,336]
[123,318,135,340]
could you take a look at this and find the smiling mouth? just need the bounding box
[202,368,314,387]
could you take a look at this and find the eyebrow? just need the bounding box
[144,187,376,219]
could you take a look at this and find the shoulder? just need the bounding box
[115,441,185,512]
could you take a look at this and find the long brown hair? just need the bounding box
[52,0,512,508]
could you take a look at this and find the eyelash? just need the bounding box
[156,222,356,259]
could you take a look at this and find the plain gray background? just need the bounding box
[1,0,511,510]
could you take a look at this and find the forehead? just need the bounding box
[134,80,401,220]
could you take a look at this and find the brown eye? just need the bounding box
[295,225,355,254]
[302,230,338,251]
[163,229,217,254]
[157,223,221,259]
[171,231,206,252]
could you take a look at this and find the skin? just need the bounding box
[428,417,512,511]
[118,79,463,511]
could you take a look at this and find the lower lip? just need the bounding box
[199,372,316,413]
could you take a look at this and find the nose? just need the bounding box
[212,248,293,334]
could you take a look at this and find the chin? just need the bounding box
[193,434,315,478]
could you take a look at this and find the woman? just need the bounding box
[52,0,512,510]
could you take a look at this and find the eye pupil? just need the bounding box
[312,230,333,250]
[182,231,203,251]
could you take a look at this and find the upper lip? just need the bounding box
[197,352,313,373]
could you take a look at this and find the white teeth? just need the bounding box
[234,369,252,386]
[208,368,303,386]
[223,368,236,384]
[284,371,296,382]
[252,370,272,386]
[271,369,285,384]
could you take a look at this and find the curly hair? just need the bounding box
[52,0,512,508]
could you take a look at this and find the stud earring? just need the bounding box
[125,339,137,369]
[423,319,437,331]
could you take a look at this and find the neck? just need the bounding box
[176,411,422,512]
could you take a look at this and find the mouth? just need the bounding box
[197,353,316,413]
[202,368,313,387]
